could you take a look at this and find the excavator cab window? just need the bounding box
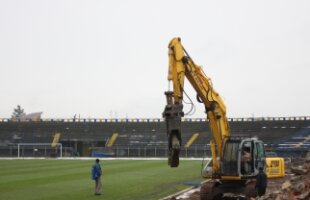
[254,141,266,172]
[222,140,239,176]
[241,141,254,175]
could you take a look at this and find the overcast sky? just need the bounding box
[0,0,309,119]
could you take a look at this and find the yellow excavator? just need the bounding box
[163,37,284,199]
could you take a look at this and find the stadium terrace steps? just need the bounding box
[0,118,309,157]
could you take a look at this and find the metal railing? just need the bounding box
[0,116,309,123]
[0,145,211,158]
[90,145,211,158]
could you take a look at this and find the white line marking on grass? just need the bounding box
[0,157,209,160]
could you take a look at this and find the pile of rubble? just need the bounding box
[258,156,310,200]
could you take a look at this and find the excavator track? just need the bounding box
[200,181,223,200]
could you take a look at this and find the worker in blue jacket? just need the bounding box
[91,159,102,195]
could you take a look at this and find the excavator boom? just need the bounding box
[164,37,229,173]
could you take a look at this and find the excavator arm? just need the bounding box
[163,37,230,174]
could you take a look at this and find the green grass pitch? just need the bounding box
[0,159,203,200]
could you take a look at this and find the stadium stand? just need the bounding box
[0,117,309,157]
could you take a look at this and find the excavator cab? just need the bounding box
[221,137,266,178]
[202,137,267,179]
